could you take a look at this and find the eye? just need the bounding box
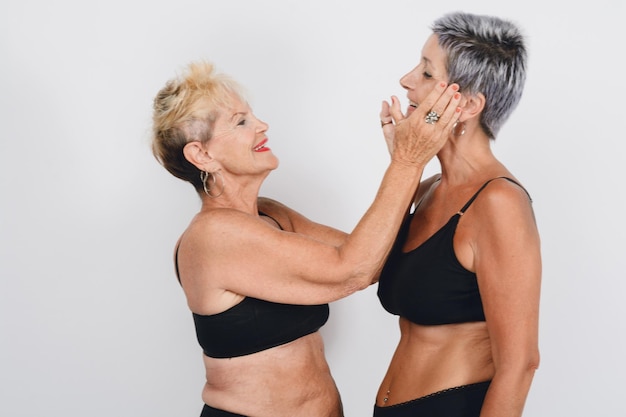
[237,118,246,126]
[423,71,433,79]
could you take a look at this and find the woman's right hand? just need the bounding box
[387,82,461,167]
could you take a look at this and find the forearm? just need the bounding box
[336,161,422,284]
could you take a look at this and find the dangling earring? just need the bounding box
[200,170,224,198]
[452,121,466,137]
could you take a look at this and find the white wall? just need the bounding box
[1,0,624,416]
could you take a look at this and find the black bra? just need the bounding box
[193,298,329,358]
[377,177,531,325]
[176,212,329,358]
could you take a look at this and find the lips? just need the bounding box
[253,138,270,152]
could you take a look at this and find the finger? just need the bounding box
[426,84,459,118]
[414,82,449,118]
[379,100,391,119]
[380,100,394,128]
[388,96,404,123]
[436,90,462,126]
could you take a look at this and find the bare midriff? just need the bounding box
[376,317,494,407]
[201,332,343,417]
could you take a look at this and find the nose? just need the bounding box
[258,119,269,132]
[399,68,415,91]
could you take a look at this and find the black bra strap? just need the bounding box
[459,176,532,215]
[174,243,182,284]
[258,211,284,230]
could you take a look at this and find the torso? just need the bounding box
[376,175,526,406]
[202,332,343,417]
[176,211,342,417]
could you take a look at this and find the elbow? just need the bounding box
[342,273,372,296]
[519,347,541,375]
[348,263,379,290]
[528,348,541,372]
[331,251,377,290]
[494,347,540,380]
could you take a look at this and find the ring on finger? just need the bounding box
[381,120,393,127]
[425,110,440,124]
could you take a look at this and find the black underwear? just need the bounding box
[200,404,247,417]
[372,381,491,417]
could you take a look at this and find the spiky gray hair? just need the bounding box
[432,12,527,139]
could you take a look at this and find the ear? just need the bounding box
[458,92,486,123]
[183,141,215,171]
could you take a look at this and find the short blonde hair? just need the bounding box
[151,61,246,190]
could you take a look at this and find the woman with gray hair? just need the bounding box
[374,11,541,417]
[151,61,461,416]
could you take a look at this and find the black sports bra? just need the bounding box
[377,177,531,325]
[176,212,329,358]
[193,298,329,358]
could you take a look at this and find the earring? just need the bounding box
[452,121,466,136]
[200,170,224,198]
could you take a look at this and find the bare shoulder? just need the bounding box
[257,196,284,212]
[257,196,290,217]
[472,177,536,226]
[480,177,531,207]
[182,208,261,249]
[257,196,299,232]
[414,173,442,203]
[422,173,442,188]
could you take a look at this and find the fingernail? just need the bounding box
[440,82,447,88]
[454,93,460,100]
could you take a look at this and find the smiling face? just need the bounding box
[399,34,448,117]
[205,94,278,177]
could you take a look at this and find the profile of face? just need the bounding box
[399,34,448,118]
[200,95,278,177]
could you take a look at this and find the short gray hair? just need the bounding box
[432,12,527,139]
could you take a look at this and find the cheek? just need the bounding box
[415,83,432,103]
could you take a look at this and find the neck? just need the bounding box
[199,171,268,215]
[437,130,496,185]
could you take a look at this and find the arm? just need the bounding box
[179,83,462,307]
[257,196,348,246]
[471,181,541,417]
[182,161,426,306]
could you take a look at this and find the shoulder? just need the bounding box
[258,196,289,217]
[471,177,536,228]
[183,208,263,248]
[414,173,442,204]
[422,173,442,188]
[258,196,299,232]
[479,178,531,209]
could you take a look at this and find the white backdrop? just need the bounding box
[1,1,624,416]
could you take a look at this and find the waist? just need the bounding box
[201,332,342,416]
[377,319,494,406]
